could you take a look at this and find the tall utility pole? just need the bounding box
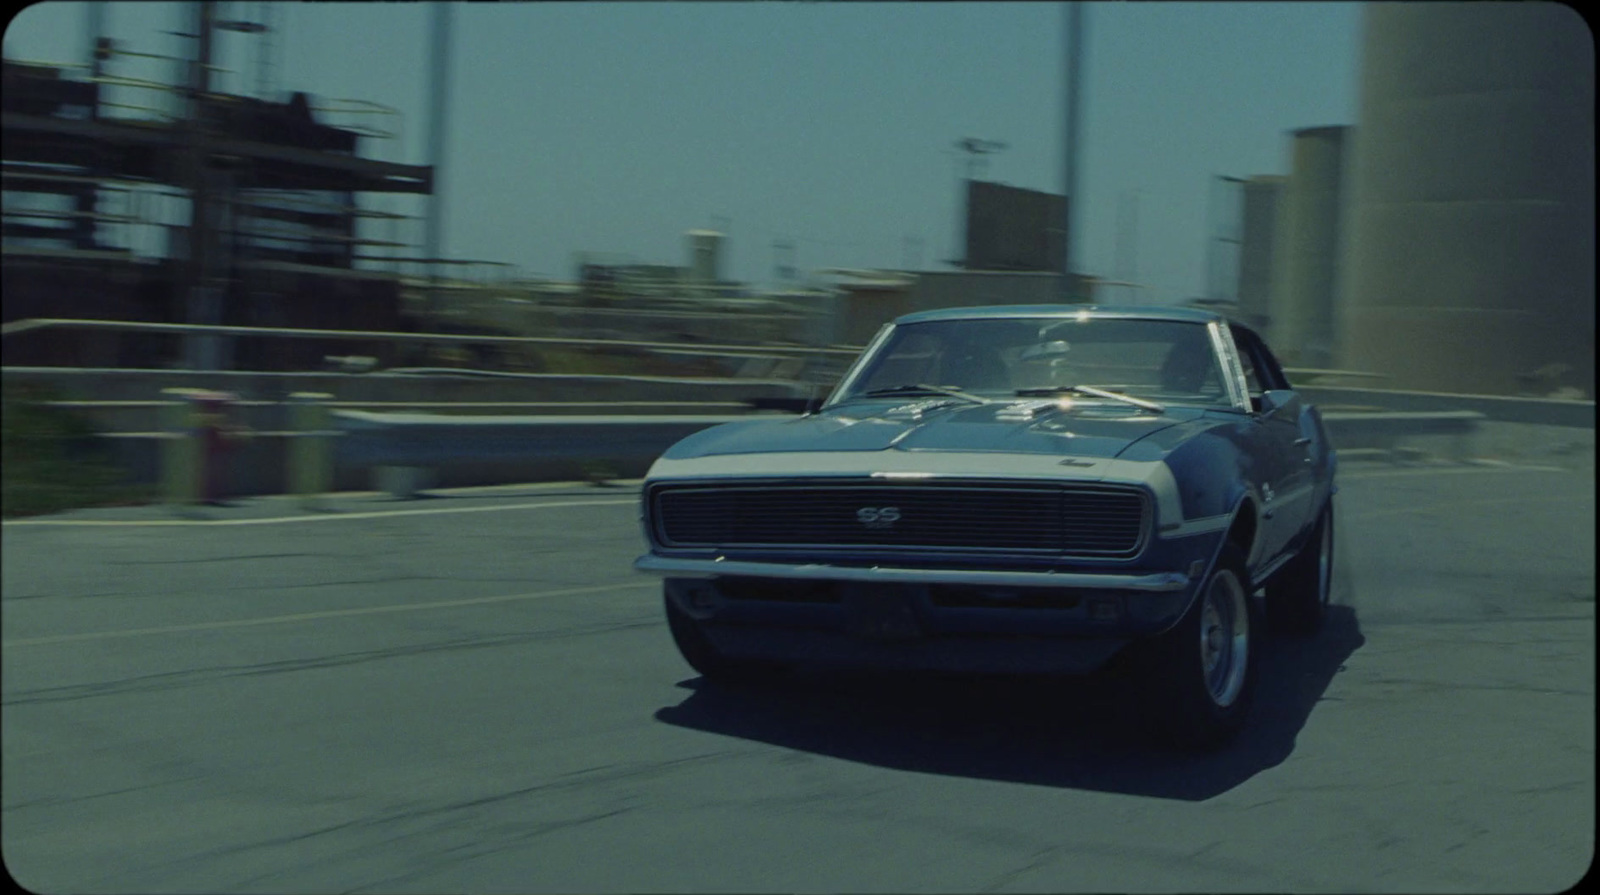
[1060,1,1085,302]
[255,0,275,99]
[1114,189,1140,305]
[181,0,224,369]
[80,1,109,254]
[84,2,106,78]
[423,1,453,320]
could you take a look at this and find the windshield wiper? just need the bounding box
[861,383,991,405]
[1013,384,1165,413]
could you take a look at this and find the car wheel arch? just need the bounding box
[1224,494,1261,572]
[1155,494,1260,638]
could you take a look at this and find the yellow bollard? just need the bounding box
[288,392,334,510]
[160,387,203,508]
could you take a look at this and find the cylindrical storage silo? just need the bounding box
[1237,175,1286,334]
[1269,127,1348,369]
[1336,3,1595,395]
[686,230,724,284]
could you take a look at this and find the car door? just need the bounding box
[1231,326,1315,560]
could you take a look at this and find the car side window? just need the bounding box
[1233,339,1264,397]
[1252,339,1292,391]
[1230,326,1288,395]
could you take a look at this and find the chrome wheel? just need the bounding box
[1200,568,1250,708]
[1135,543,1255,750]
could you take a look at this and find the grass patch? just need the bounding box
[2,383,156,518]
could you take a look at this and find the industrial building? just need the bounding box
[3,6,1100,374]
[960,180,1067,274]
[1235,175,1285,334]
[1198,4,1592,398]
[1269,125,1347,370]
[2,5,434,371]
[1337,2,1594,396]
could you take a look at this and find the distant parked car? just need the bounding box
[636,305,1337,749]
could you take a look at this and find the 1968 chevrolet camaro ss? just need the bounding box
[635,305,1337,749]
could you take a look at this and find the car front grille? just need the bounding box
[651,480,1148,557]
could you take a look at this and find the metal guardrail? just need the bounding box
[0,318,860,360]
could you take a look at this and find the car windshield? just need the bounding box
[834,316,1232,408]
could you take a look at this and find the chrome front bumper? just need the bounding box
[634,555,1191,592]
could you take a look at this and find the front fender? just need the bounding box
[1157,428,1258,526]
[1138,492,1257,637]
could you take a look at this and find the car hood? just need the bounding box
[662,399,1217,461]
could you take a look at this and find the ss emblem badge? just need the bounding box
[856,506,901,528]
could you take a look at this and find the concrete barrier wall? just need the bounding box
[22,366,1591,499]
[5,367,813,435]
[1300,385,1594,427]
[96,426,717,497]
[95,413,762,498]
[4,367,810,404]
[91,405,1593,502]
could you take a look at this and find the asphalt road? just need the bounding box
[2,457,1593,893]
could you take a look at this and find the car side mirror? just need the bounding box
[1256,389,1296,418]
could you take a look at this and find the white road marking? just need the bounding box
[1,497,640,528]
[1,580,660,648]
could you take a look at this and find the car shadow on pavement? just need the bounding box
[655,605,1364,801]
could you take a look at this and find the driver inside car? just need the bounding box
[941,341,1011,393]
[1159,331,1219,395]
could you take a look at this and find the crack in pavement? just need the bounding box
[2,618,663,705]
[161,751,744,890]
[103,553,334,566]
[339,806,639,894]
[980,846,1060,893]
[1365,679,1591,697]
[2,775,204,812]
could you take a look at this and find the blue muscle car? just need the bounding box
[636,305,1338,749]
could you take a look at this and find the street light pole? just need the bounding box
[423,0,453,322]
[181,0,225,369]
[84,2,106,77]
[1060,1,1084,302]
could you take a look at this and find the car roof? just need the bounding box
[892,304,1227,326]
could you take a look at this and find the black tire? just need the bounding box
[663,590,787,685]
[1134,543,1258,751]
[1266,501,1334,636]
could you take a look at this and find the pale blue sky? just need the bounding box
[5,1,1362,302]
